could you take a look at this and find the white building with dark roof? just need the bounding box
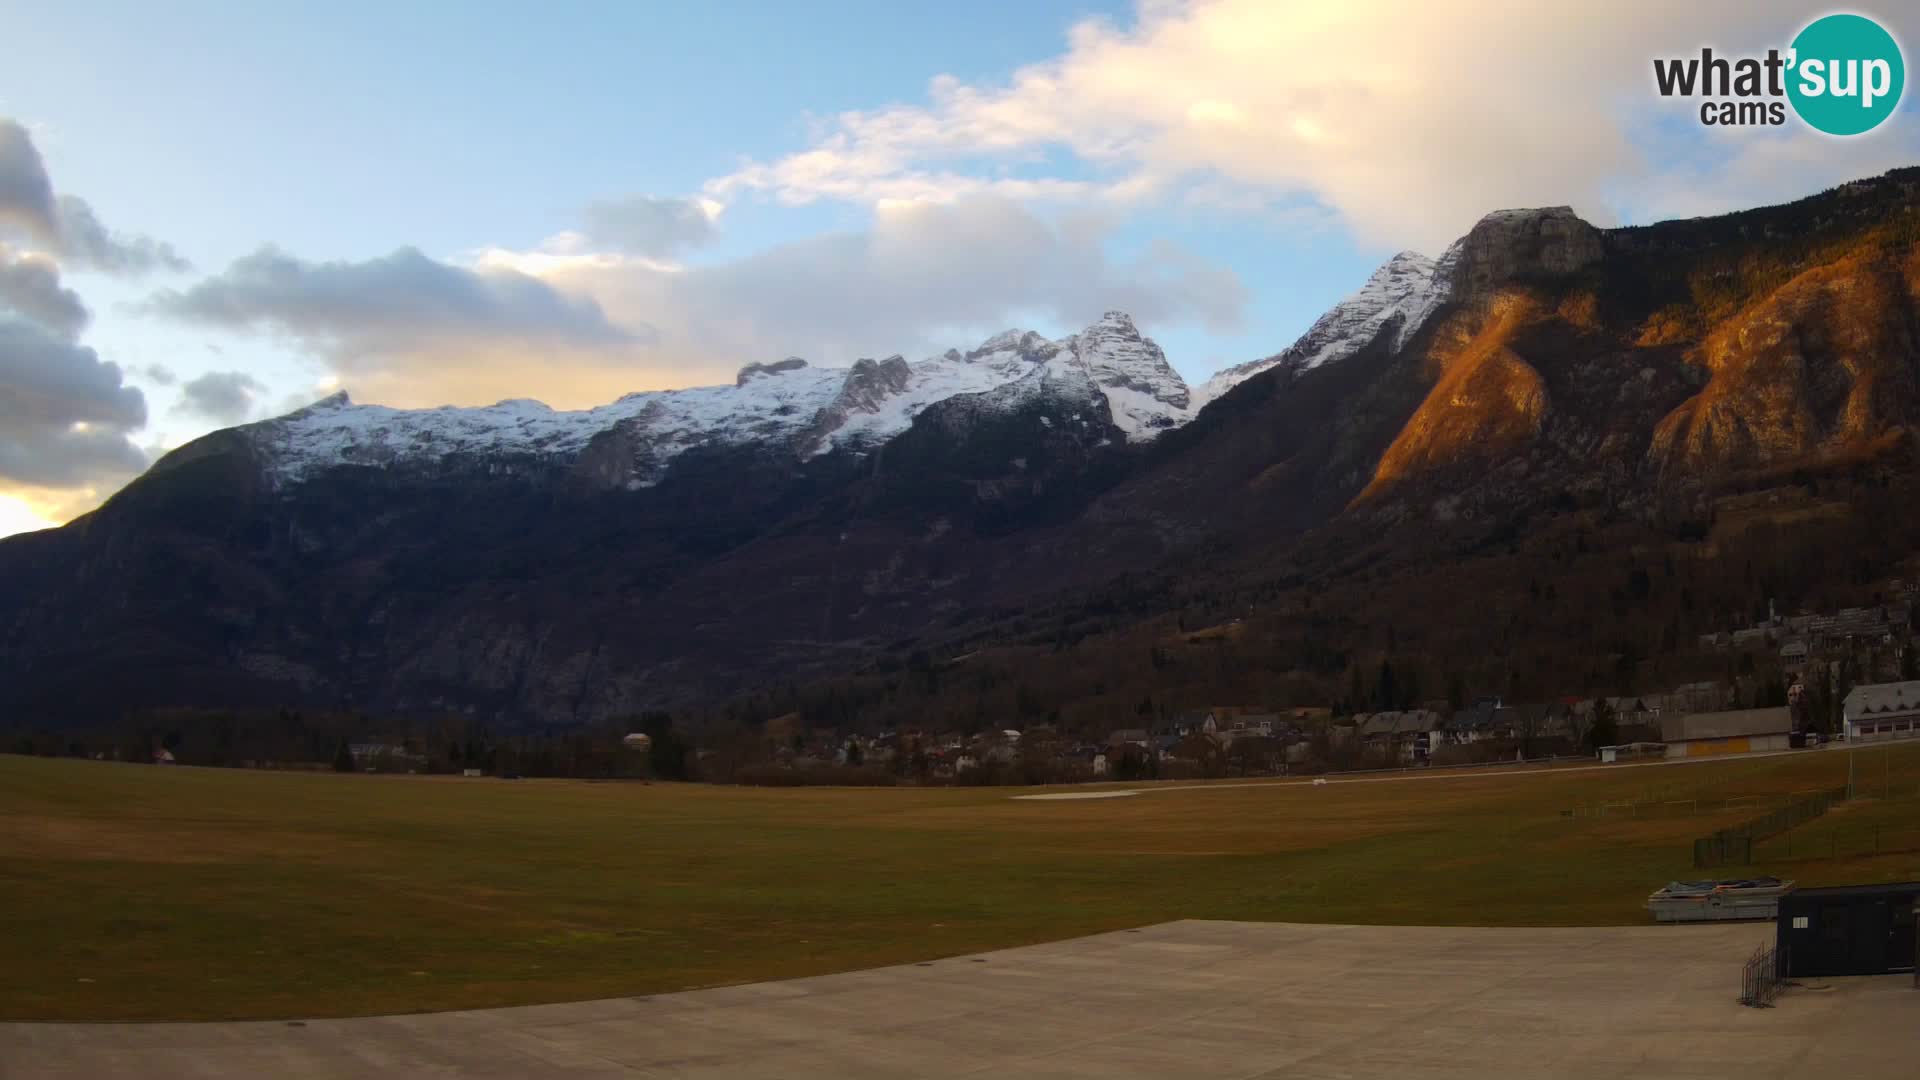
[1842,681,1920,743]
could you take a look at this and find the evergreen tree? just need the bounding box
[1372,659,1399,712]
[640,711,692,781]
[1585,699,1617,752]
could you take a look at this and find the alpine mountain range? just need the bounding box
[6,168,1920,727]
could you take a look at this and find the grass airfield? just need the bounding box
[2,747,1917,1021]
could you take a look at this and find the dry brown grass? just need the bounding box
[3,747,1916,1021]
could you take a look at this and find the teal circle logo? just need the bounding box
[1787,13,1905,135]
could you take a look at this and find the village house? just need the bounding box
[1356,711,1400,751]
[1657,681,1726,716]
[349,741,405,761]
[1506,703,1579,754]
[1570,697,1659,743]
[1842,680,1920,743]
[1394,710,1446,763]
[1227,713,1280,738]
[1507,703,1549,746]
[1574,696,1647,724]
[1779,637,1810,665]
[1699,600,1909,654]
[1441,699,1500,747]
[349,742,427,769]
[1171,710,1218,737]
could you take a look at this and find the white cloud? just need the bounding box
[708,0,1915,253]
[477,195,1247,395]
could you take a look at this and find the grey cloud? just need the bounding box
[54,195,192,275]
[581,195,717,257]
[0,119,58,244]
[150,245,649,373]
[0,118,189,276]
[0,246,89,340]
[0,124,158,509]
[174,370,266,425]
[139,363,176,386]
[0,317,148,489]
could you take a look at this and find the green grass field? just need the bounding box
[3,747,1918,1022]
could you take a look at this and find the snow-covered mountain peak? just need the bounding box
[245,325,1069,488]
[236,311,1209,490]
[966,328,1058,364]
[1052,310,1193,438]
[287,390,353,415]
[1191,249,1449,409]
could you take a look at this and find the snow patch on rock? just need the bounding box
[1191,250,1448,408]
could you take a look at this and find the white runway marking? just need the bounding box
[1011,789,1142,801]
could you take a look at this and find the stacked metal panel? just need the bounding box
[1646,878,1793,922]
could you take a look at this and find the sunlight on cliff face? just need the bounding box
[1649,246,1917,475]
[1356,291,1548,503]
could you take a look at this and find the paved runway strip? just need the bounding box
[4,920,1911,1078]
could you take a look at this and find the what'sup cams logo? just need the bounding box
[1654,12,1905,135]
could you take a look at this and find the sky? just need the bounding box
[1,0,1916,537]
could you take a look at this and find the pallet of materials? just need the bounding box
[1646,877,1793,922]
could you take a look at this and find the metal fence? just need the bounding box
[1692,785,1849,868]
[1567,793,1794,819]
[1753,826,1920,863]
[1739,942,1787,1007]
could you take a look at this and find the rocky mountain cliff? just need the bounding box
[6,168,1920,728]
[1347,174,1920,525]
